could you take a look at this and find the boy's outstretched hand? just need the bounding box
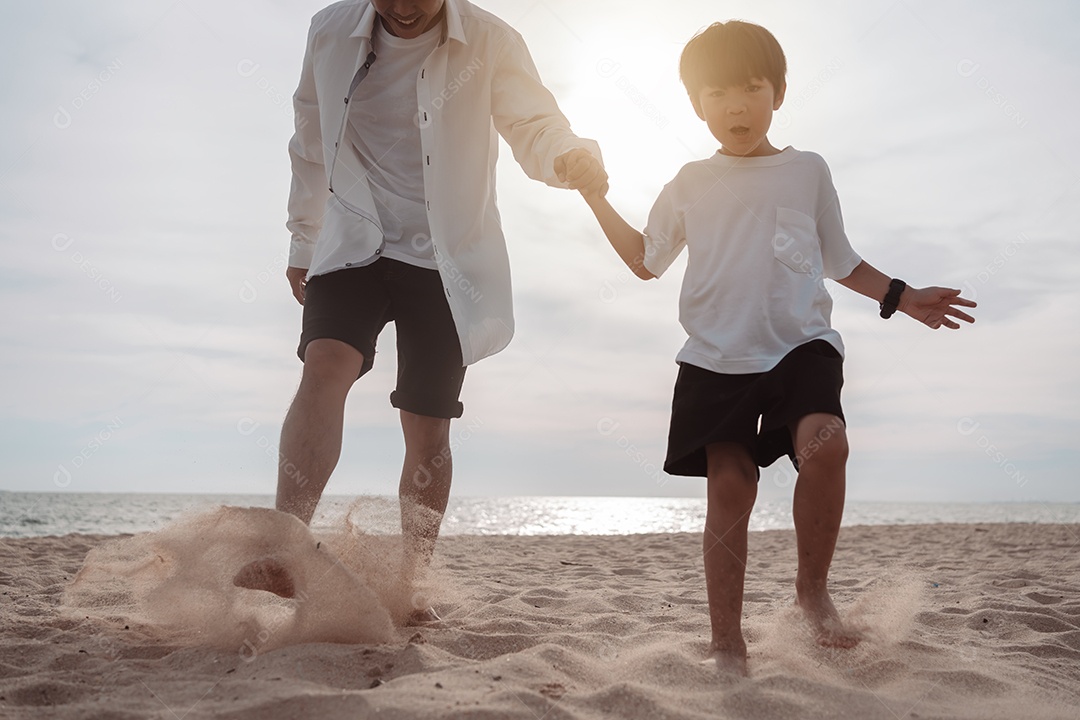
[555,148,608,198]
[901,287,976,330]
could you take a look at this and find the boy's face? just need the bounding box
[695,78,786,157]
[372,0,446,38]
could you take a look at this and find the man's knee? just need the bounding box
[401,411,451,458]
[301,339,364,387]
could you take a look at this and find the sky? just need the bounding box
[1,0,1078,504]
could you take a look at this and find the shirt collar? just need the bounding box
[350,0,468,45]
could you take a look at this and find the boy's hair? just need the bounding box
[679,21,787,112]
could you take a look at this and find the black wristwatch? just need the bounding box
[879,279,906,319]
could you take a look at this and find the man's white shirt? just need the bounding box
[287,0,601,365]
[348,22,440,269]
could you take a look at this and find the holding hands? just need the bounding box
[555,148,608,198]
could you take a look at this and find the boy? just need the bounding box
[570,21,975,674]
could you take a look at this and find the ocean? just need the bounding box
[1,492,1077,539]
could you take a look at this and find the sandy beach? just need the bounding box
[2,521,1079,719]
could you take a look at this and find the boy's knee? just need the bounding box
[798,419,849,470]
[707,442,756,476]
[706,442,758,505]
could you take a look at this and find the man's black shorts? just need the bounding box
[297,259,466,419]
[663,340,845,477]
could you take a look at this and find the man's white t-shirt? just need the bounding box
[347,22,441,269]
[643,147,862,375]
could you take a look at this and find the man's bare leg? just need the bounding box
[397,410,452,623]
[791,413,860,648]
[276,338,363,523]
[703,442,758,676]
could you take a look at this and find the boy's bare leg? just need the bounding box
[275,339,363,524]
[703,441,759,676]
[398,410,452,623]
[791,413,860,648]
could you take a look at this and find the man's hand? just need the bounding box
[554,148,608,198]
[287,266,308,305]
[900,286,977,330]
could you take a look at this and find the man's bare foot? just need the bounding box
[405,606,441,626]
[233,557,296,599]
[796,588,860,648]
[703,636,748,677]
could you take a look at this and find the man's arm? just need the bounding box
[490,30,605,194]
[285,20,327,304]
[836,260,976,329]
[581,191,655,281]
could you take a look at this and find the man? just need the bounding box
[276,0,606,614]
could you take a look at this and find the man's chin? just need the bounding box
[381,10,441,39]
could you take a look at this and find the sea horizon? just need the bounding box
[2,491,1077,539]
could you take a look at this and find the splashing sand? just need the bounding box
[62,505,433,655]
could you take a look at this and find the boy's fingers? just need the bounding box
[944,288,976,307]
[578,177,608,200]
[567,165,603,189]
[565,159,595,183]
[947,308,975,324]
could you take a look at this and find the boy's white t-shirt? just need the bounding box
[643,147,862,375]
[347,22,441,269]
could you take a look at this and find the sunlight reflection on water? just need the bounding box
[2,492,1078,538]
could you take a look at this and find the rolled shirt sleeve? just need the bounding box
[490,29,602,187]
[286,20,330,270]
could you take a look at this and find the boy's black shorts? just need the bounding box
[297,259,466,419]
[664,340,845,477]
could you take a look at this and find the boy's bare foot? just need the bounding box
[796,588,860,648]
[703,635,749,677]
[233,557,296,599]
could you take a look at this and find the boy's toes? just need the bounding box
[817,629,861,649]
[704,637,749,677]
[703,650,749,677]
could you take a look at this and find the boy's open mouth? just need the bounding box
[729,126,751,137]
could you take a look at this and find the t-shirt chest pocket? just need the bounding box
[772,207,821,275]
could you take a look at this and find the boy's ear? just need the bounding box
[689,91,705,121]
[773,81,787,111]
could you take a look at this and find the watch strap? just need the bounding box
[879,278,906,319]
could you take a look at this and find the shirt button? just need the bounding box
[345,262,352,267]
[375,249,382,254]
